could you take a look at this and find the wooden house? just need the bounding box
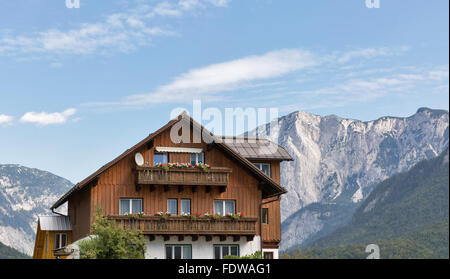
[33,113,292,259]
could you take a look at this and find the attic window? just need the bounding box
[190,152,204,164]
[154,152,168,165]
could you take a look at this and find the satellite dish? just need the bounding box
[135,152,144,166]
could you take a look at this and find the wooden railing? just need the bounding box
[135,166,231,186]
[108,216,257,236]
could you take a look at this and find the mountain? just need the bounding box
[249,107,449,250]
[0,241,30,259]
[0,164,72,256]
[285,148,449,258]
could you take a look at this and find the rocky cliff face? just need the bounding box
[0,165,72,255]
[250,108,449,250]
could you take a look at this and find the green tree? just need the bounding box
[78,208,147,259]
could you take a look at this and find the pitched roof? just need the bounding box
[51,113,290,209]
[39,216,72,231]
[220,136,293,161]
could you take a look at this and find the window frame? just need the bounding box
[214,200,236,216]
[153,152,169,165]
[119,198,143,215]
[253,163,271,177]
[165,244,192,259]
[262,208,269,224]
[167,198,178,215]
[181,199,191,215]
[190,152,205,165]
[213,244,240,259]
[54,232,68,250]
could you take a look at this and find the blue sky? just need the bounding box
[0,0,448,183]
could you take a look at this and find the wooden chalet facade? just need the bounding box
[33,113,292,259]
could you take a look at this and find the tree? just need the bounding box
[78,208,147,259]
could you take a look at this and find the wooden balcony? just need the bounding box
[108,215,257,240]
[135,166,231,186]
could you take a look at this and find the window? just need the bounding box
[254,163,271,177]
[119,199,142,215]
[190,152,204,165]
[166,245,192,259]
[154,152,168,165]
[214,245,239,259]
[214,200,236,216]
[54,233,67,249]
[264,252,274,259]
[168,199,178,215]
[262,208,269,224]
[181,199,191,215]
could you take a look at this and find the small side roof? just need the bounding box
[221,136,293,161]
[39,216,72,231]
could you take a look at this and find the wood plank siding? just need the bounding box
[69,126,265,240]
[61,115,290,252]
[33,226,72,259]
[108,216,258,236]
[251,160,282,244]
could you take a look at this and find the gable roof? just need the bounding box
[39,216,72,231]
[51,113,290,210]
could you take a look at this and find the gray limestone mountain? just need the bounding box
[248,107,449,250]
[0,164,72,255]
[0,107,448,256]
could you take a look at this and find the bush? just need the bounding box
[78,208,147,259]
[223,251,263,259]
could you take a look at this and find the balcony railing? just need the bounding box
[108,215,257,236]
[135,166,231,186]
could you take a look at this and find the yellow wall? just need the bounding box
[33,224,72,259]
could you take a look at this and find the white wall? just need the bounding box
[145,235,261,259]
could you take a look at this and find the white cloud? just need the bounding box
[0,1,229,57]
[338,46,410,63]
[282,67,442,110]
[0,114,13,125]
[20,108,77,126]
[84,46,418,108]
[428,65,449,81]
[205,0,231,7]
[120,49,318,105]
